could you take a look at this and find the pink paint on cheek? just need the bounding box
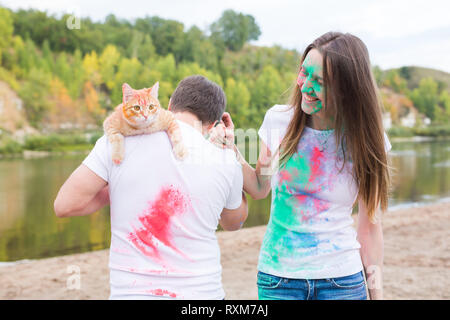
[297,73,305,87]
[128,186,191,260]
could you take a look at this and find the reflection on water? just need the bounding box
[0,139,449,261]
[0,155,111,262]
[389,139,450,207]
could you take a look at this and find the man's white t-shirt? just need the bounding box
[82,120,243,299]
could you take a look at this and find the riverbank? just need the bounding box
[1,202,449,300]
[2,126,450,158]
[0,132,101,157]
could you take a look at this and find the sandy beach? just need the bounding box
[1,202,449,300]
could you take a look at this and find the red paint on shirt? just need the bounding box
[313,198,330,213]
[128,186,191,261]
[295,194,308,204]
[279,169,292,184]
[309,147,324,184]
[147,288,177,298]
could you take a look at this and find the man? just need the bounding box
[54,75,247,299]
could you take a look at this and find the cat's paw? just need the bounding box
[112,152,124,165]
[173,144,188,160]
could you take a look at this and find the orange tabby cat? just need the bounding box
[103,82,187,164]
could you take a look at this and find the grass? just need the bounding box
[0,131,103,156]
[388,125,450,138]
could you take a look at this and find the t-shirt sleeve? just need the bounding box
[383,132,392,153]
[224,162,243,210]
[82,135,111,182]
[258,105,291,154]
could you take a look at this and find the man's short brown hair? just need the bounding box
[170,75,226,124]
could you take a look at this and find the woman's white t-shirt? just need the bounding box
[83,120,243,299]
[257,105,391,279]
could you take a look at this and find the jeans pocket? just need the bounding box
[257,271,283,289]
[329,272,365,289]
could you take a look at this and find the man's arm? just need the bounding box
[219,192,248,231]
[54,164,109,217]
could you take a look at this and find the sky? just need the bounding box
[2,0,450,73]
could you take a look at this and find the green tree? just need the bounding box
[127,30,155,62]
[225,78,251,127]
[210,10,261,52]
[19,68,52,126]
[154,54,177,83]
[383,69,408,93]
[136,16,185,60]
[54,52,72,88]
[438,90,450,123]
[111,57,143,104]
[16,38,40,76]
[409,77,440,120]
[68,49,85,99]
[251,66,284,116]
[0,7,14,65]
[99,44,121,90]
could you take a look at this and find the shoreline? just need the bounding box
[1,202,449,299]
[1,134,450,159]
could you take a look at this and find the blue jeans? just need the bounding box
[257,271,368,300]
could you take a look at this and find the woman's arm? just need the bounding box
[217,112,274,200]
[234,142,273,200]
[356,198,384,300]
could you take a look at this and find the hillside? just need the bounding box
[0,6,449,143]
[389,66,450,91]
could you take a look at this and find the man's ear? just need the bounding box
[168,98,171,111]
[206,121,218,131]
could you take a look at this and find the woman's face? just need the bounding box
[297,49,325,115]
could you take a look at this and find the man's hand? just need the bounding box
[208,112,235,149]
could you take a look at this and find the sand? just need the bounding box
[1,202,449,300]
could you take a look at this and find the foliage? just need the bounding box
[0,5,448,142]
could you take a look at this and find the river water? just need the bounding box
[1,139,449,261]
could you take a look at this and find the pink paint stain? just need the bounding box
[279,170,292,184]
[295,194,308,204]
[128,186,191,261]
[313,198,330,213]
[147,288,177,298]
[309,146,324,184]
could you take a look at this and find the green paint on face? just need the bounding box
[300,56,324,114]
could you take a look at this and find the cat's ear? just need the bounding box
[122,83,134,104]
[149,81,159,99]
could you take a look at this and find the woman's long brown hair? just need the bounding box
[280,32,390,221]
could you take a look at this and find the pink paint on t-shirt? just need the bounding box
[128,186,191,261]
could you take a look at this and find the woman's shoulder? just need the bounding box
[265,104,293,115]
[262,104,294,128]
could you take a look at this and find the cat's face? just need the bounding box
[122,82,160,127]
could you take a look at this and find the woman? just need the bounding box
[219,32,391,300]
